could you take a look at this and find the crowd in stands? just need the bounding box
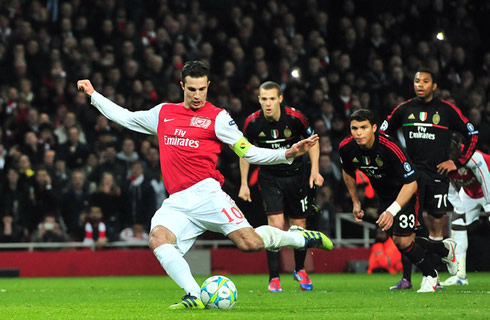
[0,0,489,245]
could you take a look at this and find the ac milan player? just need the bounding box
[380,68,478,290]
[441,136,490,286]
[77,61,333,310]
[239,81,324,292]
[340,109,457,293]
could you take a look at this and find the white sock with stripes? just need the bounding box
[255,225,305,250]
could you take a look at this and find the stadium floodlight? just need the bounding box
[291,67,301,79]
[436,32,445,41]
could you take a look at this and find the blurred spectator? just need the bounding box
[89,171,122,241]
[116,137,139,178]
[119,223,149,244]
[0,213,24,242]
[89,143,126,186]
[56,126,89,169]
[121,160,156,230]
[54,111,87,145]
[31,214,69,242]
[61,169,89,241]
[29,166,60,232]
[83,205,107,249]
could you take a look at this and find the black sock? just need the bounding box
[402,254,412,282]
[401,242,437,277]
[294,249,307,271]
[415,237,449,257]
[267,250,281,280]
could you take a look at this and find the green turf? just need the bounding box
[1,273,489,319]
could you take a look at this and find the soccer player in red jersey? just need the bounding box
[77,61,333,309]
[442,136,490,286]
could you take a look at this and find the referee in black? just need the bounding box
[238,81,325,292]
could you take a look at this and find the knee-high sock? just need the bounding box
[401,254,413,282]
[267,250,281,279]
[255,225,304,250]
[401,241,437,278]
[153,244,201,298]
[294,249,307,271]
[452,229,468,277]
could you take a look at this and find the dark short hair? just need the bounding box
[350,108,376,125]
[181,60,210,83]
[415,67,438,84]
[259,81,281,94]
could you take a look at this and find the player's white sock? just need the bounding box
[255,225,304,250]
[153,244,201,298]
[452,229,468,278]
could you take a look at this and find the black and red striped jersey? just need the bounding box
[242,105,314,174]
[339,132,419,202]
[380,98,478,177]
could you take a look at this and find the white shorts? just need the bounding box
[150,178,252,255]
[452,188,490,227]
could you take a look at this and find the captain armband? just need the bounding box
[386,201,401,217]
[232,136,252,158]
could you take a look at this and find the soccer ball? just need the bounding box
[200,275,237,309]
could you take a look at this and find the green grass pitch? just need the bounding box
[1,273,489,320]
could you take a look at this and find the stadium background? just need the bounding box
[0,0,489,275]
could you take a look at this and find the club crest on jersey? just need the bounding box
[190,116,211,129]
[419,112,428,121]
[284,127,292,138]
[375,155,383,167]
[271,129,279,139]
[362,156,371,165]
[432,112,440,125]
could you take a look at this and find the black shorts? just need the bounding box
[383,196,421,237]
[417,173,452,216]
[258,169,313,219]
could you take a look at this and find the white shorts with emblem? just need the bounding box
[150,178,252,255]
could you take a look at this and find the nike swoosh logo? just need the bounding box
[450,243,456,263]
[164,118,174,122]
[235,220,245,225]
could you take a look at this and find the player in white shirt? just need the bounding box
[441,136,490,286]
[77,61,333,309]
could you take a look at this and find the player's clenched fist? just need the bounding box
[77,79,95,96]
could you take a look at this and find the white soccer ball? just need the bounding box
[200,275,237,309]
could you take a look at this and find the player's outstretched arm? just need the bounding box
[285,134,319,159]
[76,80,159,135]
